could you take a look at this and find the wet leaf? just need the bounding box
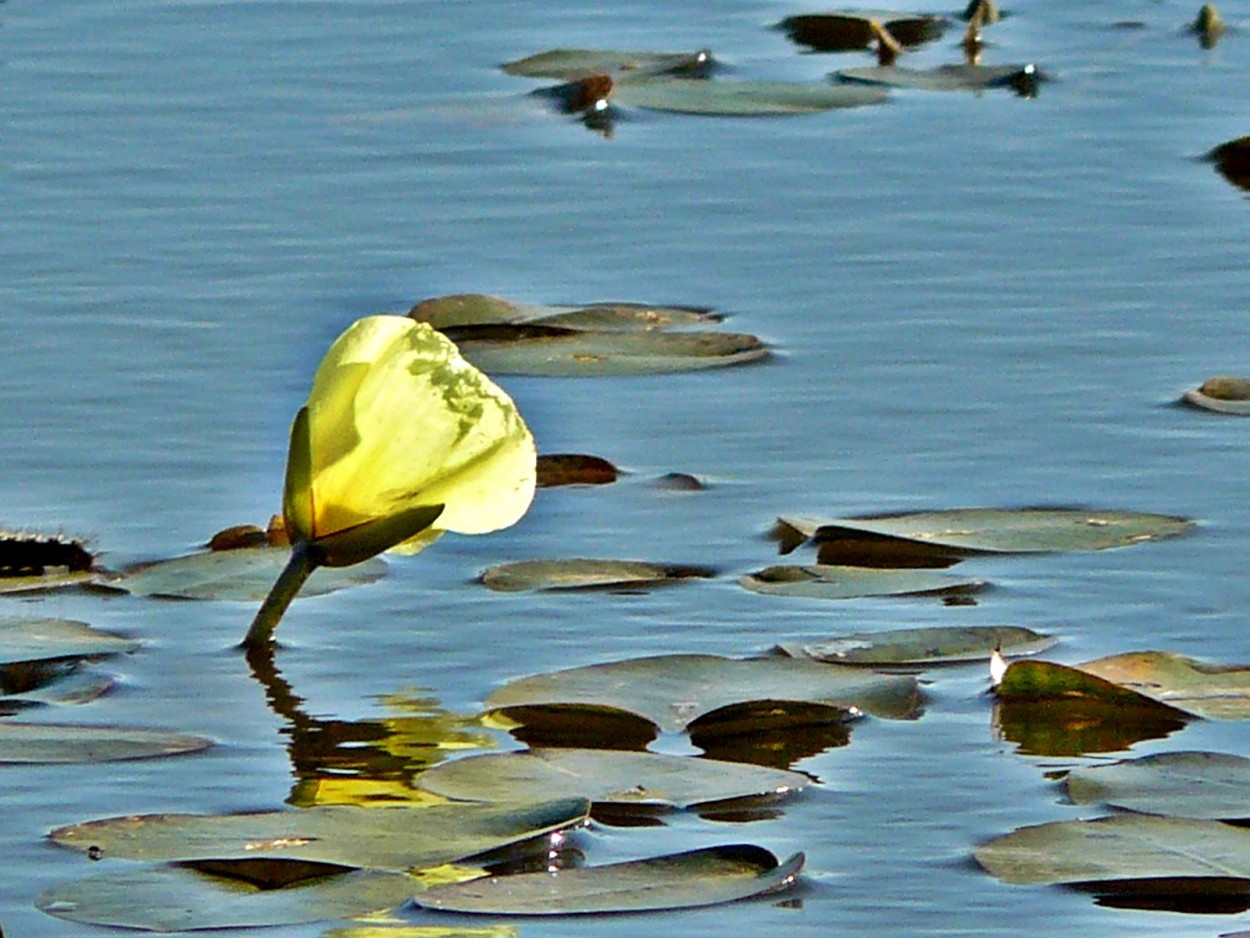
[502,49,713,81]
[1210,138,1250,190]
[109,547,387,601]
[1077,651,1250,720]
[610,77,887,116]
[480,559,714,592]
[50,799,591,870]
[779,625,1056,666]
[1183,376,1250,415]
[740,564,984,600]
[778,12,947,52]
[37,864,416,932]
[975,815,1250,889]
[410,295,720,333]
[415,748,807,809]
[0,723,212,764]
[837,62,1040,95]
[414,844,803,914]
[487,653,922,733]
[0,616,139,666]
[1191,3,1225,48]
[536,454,619,487]
[2,668,115,711]
[1067,751,1250,821]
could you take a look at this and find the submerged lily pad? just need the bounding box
[0,723,212,764]
[0,616,139,666]
[480,559,714,592]
[487,653,922,733]
[778,12,947,51]
[536,454,620,487]
[975,814,1250,890]
[1067,751,1250,821]
[414,844,803,915]
[50,799,591,870]
[502,48,713,80]
[780,625,1056,666]
[37,864,416,932]
[837,62,1039,94]
[740,564,984,600]
[416,748,807,809]
[610,77,887,116]
[1183,376,1250,415]
[110,547,386,601]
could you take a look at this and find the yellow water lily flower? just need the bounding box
[244,315,536,648]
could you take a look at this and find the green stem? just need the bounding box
[241,540,323,650]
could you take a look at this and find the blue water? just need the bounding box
[3,0,1250,934]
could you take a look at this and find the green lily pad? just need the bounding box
[610,77,887,116]
[1067,751,1250,821]
[414,844,803,915]
[37,864,417,932]
[837,62,1039,94]
[50,798,591,870]
[502,48,713,80]
[740,564,984,600]
[480,559,715,592]
[1183,376,1250,415]
[109,547,387,601]
[780,625,1056,666]
[415,748,807,809]
[410,294,720,333]
[0,616,139,665]
[975,814,1250,889]
[0,723,212,764]
[776,508,1195,565]
[487,653,921,734]
[1077,651,1250,720]
[536,454,619,487]
[778,12,948,51]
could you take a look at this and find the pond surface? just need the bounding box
[3,0,1250,934]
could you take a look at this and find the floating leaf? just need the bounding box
[1210,138,1250,190]
[780,625,1056,666]
[740,564,984,600]
[414,844,803,915]
[536,454,619,487]
[0,616,139,666]
[480,559,714,592]
[502,49,713,81]
[1067,751,1250,821]
[2,669,115,710]
[416,748,807,809]
[1077,651,1250,720]
[778,12,947,51]
[0,723,212,764]
[109,547,387,601]
[487,653,921,734]
[837,62,1039,95]
[411,295,720,333]
[50,799,591,871]
[1183,376,1250,415]
[1191,3,1225,48]
[976,814,1250,890]
[610,77,887,116]
[37,864,416,932]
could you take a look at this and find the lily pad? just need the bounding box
[537,454,620,487]
[837,62,1039,94]
[1077,651,1250,720]
[1210,137,1250,190]
[414,844,803,915]
[779,625,1056,666]
[109,547,387,601]
[502,48,713,81]
[50,798,591,870]
[610,77,887,116]
[0,616,139,666]
[415,748,807,809]
[776,508,1195,565]
[1183,376,1250,415]
[0,723,212,764]
[480,559,715,592]
[975,814,1250,890]
[778,12,947,51]
[2,669,115,713]
[410,294,720,333]
[37,864,417,932]
[487,653,922,733]
[740,564,984,600]
[1067,751,1250,821]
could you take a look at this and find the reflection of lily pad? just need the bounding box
[415,845,803,914]
[502,49,713,80]
[1067,751,1250,821]
[740,564,984,600]
[0,616,139,665]
[611,77,887,116]
[837,63,1039,94]
[975,814,1250,890]
[0,723,212,764]
[487,653,922,733]
[480,559,715,592]
[537,454,619,487]
[778,12,947,51]
[992,695,1189,757]
[110,547,386,601]
[416,748,807,809]
[780,625,1055,666]
[37,864,417,933]
[50,799,591,870]
[1183,376,1250,415]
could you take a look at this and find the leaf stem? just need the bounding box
[241,540,323,650]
